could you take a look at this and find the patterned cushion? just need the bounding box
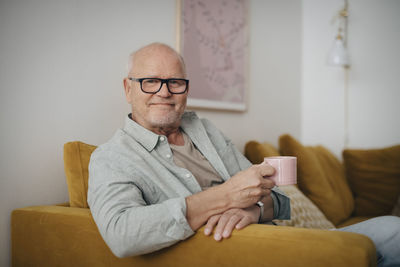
[273,185,335,229]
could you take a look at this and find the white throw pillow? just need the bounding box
[273,185,336,229]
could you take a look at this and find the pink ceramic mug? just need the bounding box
[263,156,297,185]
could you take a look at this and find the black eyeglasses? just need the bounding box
[129,77,189,94]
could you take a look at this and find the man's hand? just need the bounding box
[185,163,275,231]
[221,163,276,209]
[203,205,260,241]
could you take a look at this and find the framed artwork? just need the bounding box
[176,0,249,111]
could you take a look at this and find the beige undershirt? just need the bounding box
[170,131,224,190]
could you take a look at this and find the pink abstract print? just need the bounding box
[181,0,248,110]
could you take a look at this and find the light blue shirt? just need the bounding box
[88,111,290,257]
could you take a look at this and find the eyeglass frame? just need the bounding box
[128,77,189,94]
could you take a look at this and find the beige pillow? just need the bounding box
[273,185,335,230]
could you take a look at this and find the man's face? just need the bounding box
[124,48,188,131]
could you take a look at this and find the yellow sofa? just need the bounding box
[13,139,394,267]
[245,134,400,229]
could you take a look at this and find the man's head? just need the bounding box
[123,43,189,132]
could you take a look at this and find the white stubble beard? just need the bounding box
[132,100,186,130]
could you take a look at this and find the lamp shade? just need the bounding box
[327,36,349,66]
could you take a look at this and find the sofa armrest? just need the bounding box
[12,205,376,267]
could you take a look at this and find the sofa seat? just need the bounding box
[336,216,373,228]
[12,205,376,267]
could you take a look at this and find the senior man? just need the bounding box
[88,43,399,266]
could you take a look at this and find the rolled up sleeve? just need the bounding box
[88,151,195,258]
[271,187,291,220]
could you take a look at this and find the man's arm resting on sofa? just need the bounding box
[12,205,377,267]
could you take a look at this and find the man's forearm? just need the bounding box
[186,191,274,230]
[186,164,276,230]
[185,185,231,230]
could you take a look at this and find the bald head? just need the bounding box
[123,42,189,133]
[127,43,186,77]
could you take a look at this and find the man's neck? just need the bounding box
[128,114,185,145]
[150,126,184,146]
[164,129,184,146]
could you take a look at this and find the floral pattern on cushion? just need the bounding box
[273,185,335,229]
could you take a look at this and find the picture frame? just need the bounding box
[176,0,249,111]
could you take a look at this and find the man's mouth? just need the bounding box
[149,102,175,106]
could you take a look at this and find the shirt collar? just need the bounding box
[123,114,160,152]
[122,112,200,152]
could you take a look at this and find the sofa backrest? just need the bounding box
[244,141,280,163]
[244,139,337,229]
[244,135,356,226]
[64,141,97,208]
[278,135,355,226]
[343,145,400,217]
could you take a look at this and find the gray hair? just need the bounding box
[126,42,186,76]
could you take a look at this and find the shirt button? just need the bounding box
[160,136,165,141]
[185,173,191,178]
[166,154,171,158]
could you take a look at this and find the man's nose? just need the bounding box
[156,82,172,97]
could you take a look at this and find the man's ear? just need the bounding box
[123,78,132,103]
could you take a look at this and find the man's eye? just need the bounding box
[169,80,185,86]
[145,79,158,84]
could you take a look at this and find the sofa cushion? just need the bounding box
[273,185,335,229]
[336,216,372,228]
[343,145,400,217]
[64,141,97,208]
[279,134,354,226]
[392,195,400,217]
[244,141,280,164]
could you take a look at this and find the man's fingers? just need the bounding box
[261,178,275,190]
[221,214,242,239]
[213,213,231,241]
[235,216,252,230]
[254,163,275,177]
[247,187,272,200]
[204,214,220,236]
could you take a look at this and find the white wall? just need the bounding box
[302,0,400,156]
[0,1,302,265]
[0,0,176,265]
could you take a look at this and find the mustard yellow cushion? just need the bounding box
[336,216,372,228]
[244,141,280,164]
[273,185,335,229]
[279,134,354,226]
[343,145,400,217]
[64,141,97,208]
